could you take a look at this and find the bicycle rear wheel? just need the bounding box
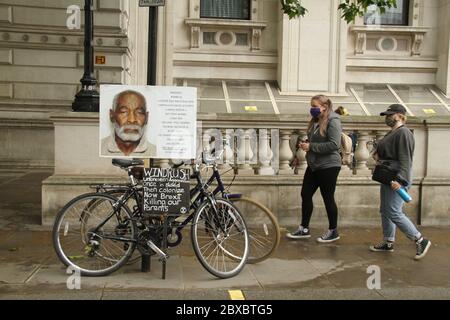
[229,197,280,264]
[101,189,143,265]
[191,198,249,279]
[52,193,136,277]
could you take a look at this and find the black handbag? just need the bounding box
[372,163,397,185]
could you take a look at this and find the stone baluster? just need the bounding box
[218,128,234,175]
[366,131,378,171]
[278,129,294,175]
[154,159,171,168]
[202,130,212,154]
[354,131,372,176]
[371,129,388,167]
[258,129,275,175]
[295,131,308,175]
[237,129,254,175]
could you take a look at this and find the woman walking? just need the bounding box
[287,95,342,243]
[370,104,431,260]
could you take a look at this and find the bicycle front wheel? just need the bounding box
[52,193,137,277]
[229,197,280,264]
[191,198,249,279]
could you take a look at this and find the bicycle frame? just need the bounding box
[91,162,242,240]
[175,164,239,232]
[87,184,143,245]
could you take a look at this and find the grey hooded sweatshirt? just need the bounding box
[376,125,414,187]
[306,112,343,172]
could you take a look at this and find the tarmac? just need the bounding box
[0,170,449,300]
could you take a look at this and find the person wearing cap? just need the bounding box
[370,104,431,260]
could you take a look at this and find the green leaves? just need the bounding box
[280,0,307,20]
[280,0,398,22]
[339,0,398,23]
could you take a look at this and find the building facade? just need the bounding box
[0,0,449,225]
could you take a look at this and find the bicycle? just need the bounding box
[178,158,280,264]
[52,158,250,279]
[93,153,280,265]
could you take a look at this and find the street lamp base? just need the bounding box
[72,89,100,112]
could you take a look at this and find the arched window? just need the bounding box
[200,0,251,20]
[364,0,410,26]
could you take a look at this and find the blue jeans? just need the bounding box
[379,184,421,242]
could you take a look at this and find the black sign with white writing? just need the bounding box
[139,0,165,7]
[143,168,190,215]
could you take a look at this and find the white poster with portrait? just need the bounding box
[99,85,197,159]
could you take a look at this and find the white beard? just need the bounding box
[115,123,144,142]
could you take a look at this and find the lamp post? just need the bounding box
[147,6,158,86]
[72,0,99,112]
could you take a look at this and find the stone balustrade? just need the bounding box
[41,112,450,227]
[147,114,423,179]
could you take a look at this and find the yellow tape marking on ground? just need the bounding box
[228,290,245,300]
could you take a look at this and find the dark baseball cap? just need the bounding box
[380,104,407,116]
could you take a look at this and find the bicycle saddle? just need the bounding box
[112,159,144,168]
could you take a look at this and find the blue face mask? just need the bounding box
[310,107,322,118]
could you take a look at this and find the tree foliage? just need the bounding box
[280,0,398,23]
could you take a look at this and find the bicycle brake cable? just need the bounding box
[224,169,237,193]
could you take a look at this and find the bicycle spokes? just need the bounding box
[54,194,136,276]
[191,199,249,279]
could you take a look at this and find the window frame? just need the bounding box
[200,0,251,20]
[364,0,410,26]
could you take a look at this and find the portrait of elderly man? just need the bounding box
[101,90,156,157]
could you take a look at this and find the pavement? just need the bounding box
[1,170,450,300]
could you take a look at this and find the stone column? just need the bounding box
[437,0,450,95]
[354,131,372,176]
[278,0,347,94]
[278,130,294,175]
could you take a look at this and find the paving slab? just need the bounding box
[0,263,40,285]
[376,287,450,300]
[102,289,185,300]
[102,256,184,290]
[0,231,54,265]
[182,289,231,300]
[0,263,39,284]
[243,288,384,300]
[26,264,107,290]
[26,257,185,291]
[181,256,260,290]
[247,258,323,288]
[0,284,103,300]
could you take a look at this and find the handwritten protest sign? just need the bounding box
[143,167,190,215]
